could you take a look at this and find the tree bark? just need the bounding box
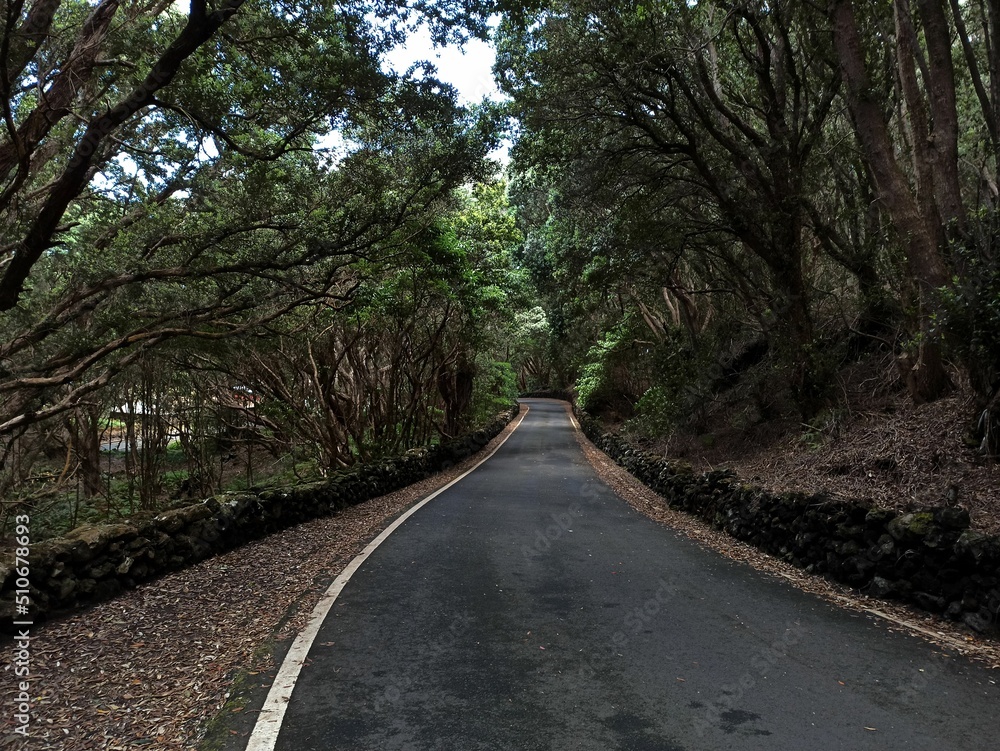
[915,0,965,231]
[72,405,104,498]
[0,0,120,185]
[438,357,475,438]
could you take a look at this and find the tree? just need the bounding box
[181,180,526,471]
[0,0,508,529]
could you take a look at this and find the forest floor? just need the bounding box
[628,356,1000,536]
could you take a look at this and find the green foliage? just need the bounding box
[935,212,1000,452]
[625,328,715,438]
[628,386,681,438]
[938,222,1000,387]
[0,0,500,441]
[470,360,519,424]
[509,306,554,391]
[575,320,638,415]
[0,0,533,528]
[798,408,847,451]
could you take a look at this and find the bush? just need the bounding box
[625,330,713,439]
[938,212,1000,452]
[576,319,640,416]
[470,360,518,426]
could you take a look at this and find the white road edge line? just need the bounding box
[567,407,580,431]
[244,405,530,751]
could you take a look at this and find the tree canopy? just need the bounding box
[0,0,531,534]
[6,0,1000,537]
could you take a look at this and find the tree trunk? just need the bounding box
[438,357,475,438]
[915,0,966,231]
[829,0,953,403]
[770,257,824,420]
[73,405,104,498]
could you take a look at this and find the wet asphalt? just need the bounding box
[269,399,998,751]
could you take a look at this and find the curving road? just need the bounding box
[250,399,997,751]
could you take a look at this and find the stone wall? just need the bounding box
[0,408,517,628]
[578,412,1000,636]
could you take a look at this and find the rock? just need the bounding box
[874,534,895,559]
[842,555,874,583]
[955,530,991,563]
[934,506,971,531]
[893,579,913,598]
[868,576,896,598]
[0,597,18,624]
[836,540,861,557]
[989,590,1000,612]
[865,508,897,528]
[155,503,213,533]
[51,576,77,601]
[126,537,149,552]
[64,523,138,548]
[961,594,979,612]
[835,524,863,541]
[962,611,992,634]
[87,561,115,579]
[0,556,13,590]
[92,579,121,601]
[913,591,946,612]
[887,512,936,542]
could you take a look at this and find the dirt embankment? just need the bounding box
[667,389,1000,537]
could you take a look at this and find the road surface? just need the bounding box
[251,399,997,750]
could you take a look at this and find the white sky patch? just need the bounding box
[320,26,510,164]
[385,26,501,106]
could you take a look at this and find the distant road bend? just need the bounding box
[246,399,998,751]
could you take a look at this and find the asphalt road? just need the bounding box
[264,399,998,751]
